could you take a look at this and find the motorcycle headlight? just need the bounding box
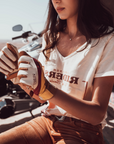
[0,98,15,119]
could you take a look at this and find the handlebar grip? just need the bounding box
[12,35,22,40]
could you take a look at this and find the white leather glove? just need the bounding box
[18,51,57,100]
[18,55,38,89]
[0,45,17,75]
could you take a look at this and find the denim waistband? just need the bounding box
[52,115,102,131]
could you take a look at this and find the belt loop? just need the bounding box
[55,116,66,122]
[70,117,72,122]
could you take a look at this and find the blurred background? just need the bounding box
[0,0,113,41]
[0,0,48,40]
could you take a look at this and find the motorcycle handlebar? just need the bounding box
[12,35,22,40]
[12,31,32,40]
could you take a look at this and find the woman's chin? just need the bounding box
[58,15,67,20]
[59,17,67,20]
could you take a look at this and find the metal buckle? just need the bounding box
[55,115,66,122]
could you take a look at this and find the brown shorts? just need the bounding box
[0,115,104,144]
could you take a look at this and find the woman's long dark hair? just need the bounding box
[42,0,114,58]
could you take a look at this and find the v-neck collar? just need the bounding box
[55,41,88,60]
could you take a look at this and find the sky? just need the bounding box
[0,0,49,40]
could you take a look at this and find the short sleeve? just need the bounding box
[95,34,114,77]
[38,34,46,66]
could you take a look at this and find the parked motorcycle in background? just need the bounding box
[0,24,47,119]
[12,24,43,59]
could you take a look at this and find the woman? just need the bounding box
[0,0,114,143]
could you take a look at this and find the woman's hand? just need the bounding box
[0,43,19,82]
[0,44,17,76]
[17,54,46,104]
[18,53,57,101]
[17,55,38,89]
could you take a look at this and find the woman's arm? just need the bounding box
[15,51,114,125]
[50,76,114,125]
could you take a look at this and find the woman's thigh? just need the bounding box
[0,116,53,144]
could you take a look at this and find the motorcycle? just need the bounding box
[12,24,43,59]
[0,24,47,119]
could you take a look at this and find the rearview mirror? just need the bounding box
[12,24,23,31]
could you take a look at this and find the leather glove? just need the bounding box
[33,59,57,100]
[18,52,57,100]
[0,43,57,100]
[18,53,38,89]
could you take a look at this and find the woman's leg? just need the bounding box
[0,116,53,144]
[0,115,105,144]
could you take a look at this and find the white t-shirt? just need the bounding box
[38,32,114,124]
